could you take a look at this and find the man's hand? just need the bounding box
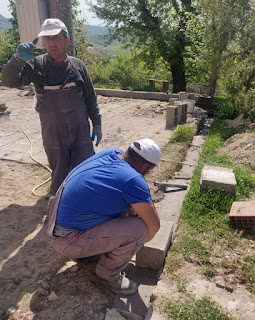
[131,202,160,242]
[16,38,38,62]
[92,126,102,146]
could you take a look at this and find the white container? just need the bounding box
[183,99,196,114]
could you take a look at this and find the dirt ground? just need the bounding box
[0,85,180,320]
[1,85,255,320]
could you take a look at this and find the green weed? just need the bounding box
[213,96,239,120]
[164,296,237,320]
[170,125,196,143]
[203,266,216,279]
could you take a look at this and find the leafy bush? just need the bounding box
[213,96,239,120]
[93,50,170,91]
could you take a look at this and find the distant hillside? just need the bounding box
[0,14,12,31]
[85,24,109,45]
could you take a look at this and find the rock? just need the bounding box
[36,287,48,296]
[40,280,50,290]
[6,307,16,316]
[105,309,125,320]
[48,291,58,302]
[105,308,144,320]
[69,265,79,273]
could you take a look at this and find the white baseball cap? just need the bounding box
[38,19,68,37]
[131,138,161,172]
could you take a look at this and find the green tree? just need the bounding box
[0,1,20,67]
[196,0,253,97]
[91,0,197,93]
[220,1,255,119]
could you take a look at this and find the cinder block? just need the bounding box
[166,105,178,127]
[229,200,255,229]
[200,165,237,193]
[136,222,174,270]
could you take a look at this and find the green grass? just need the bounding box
[202,266,217,279]
[164,117,255,294]
[164,296,237,320]
[170,125,197,143]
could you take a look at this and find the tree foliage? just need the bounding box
[0,1,20,68]
[195,0,253,97]
[219,1,255,120]
[91,0,198,92]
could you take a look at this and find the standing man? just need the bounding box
[1,19,102,195]
[47,138,161,295]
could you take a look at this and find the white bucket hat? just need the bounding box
[38,18,68,37]
[131,138,161,172]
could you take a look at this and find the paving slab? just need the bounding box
[200,165,237,193]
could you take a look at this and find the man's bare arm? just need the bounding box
[131,202,160,242]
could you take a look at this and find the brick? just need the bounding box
[200,165,237,193]
[229,200,255,229]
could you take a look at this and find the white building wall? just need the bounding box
[15,0,49,48]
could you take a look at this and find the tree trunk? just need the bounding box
[206,63,218,97]
[171,63,186,93]
[47,0,74,55]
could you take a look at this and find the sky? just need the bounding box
[0,0,103,25]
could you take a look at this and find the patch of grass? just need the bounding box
[241,255,255,294]
[177,277,187,294]
[170,125,196,143]
[165,252,184,273]
[203,266,216,279]
[164,116,255,296]
[171,235,210,263]
[164,296,237,320]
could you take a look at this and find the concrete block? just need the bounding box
[136,222,174,270]
[173,101,184,124]
[183,99,196,114]
[181,103,187,123]
[179,92,189,101]
[229,200,255,229]
[200,165,237,193]
[169,98,178,104]
[166,105,178,127]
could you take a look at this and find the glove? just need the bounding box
[16,38,38,61]
[92,126,102,146]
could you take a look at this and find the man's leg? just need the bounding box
[51,216,147,281]
[45,146,70,195]
[70,143,95,171]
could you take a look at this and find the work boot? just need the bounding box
[99,274,138,295]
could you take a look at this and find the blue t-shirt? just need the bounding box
[56,148,152,232]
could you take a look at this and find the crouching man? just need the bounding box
[46,138,161,295]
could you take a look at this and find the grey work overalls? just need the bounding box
[34,57,95,194]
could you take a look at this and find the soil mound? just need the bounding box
[221,132,255,170]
